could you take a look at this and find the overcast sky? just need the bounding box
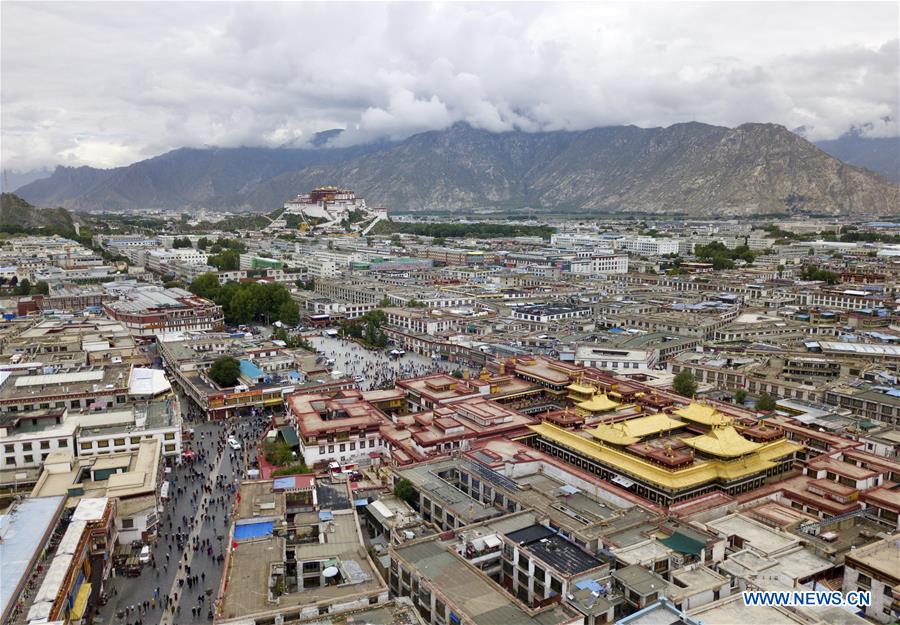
[2,1,897,171]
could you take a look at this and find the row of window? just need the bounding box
[318,438,379,454]
[4,395,127,412]
[4,439,68,453]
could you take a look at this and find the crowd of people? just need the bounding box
[315,337,463,390]
[101,412,270,625]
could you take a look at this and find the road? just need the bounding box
[94,418,263,625]
[307,335,469,390]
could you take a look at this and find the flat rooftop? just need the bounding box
[705,514,798,556]
[220,511,383,620]
[506,524,604,576]
[396,460,497,524]
[395,539,579,625]
[0,496,65,620]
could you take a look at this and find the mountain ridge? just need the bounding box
[15,122,900,217]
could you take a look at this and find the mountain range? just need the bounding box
[13,122,900,217]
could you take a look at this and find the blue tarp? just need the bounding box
[608,327,625,334]
[234,521,273,541]
[273,477,295,490]
[318,510,333,521]
[354,499,369,506]
[239,359,263,379]
[575,579,603,592]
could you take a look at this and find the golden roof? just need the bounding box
[567,382,596,395]
[577,393,620,413]
[528,422,802,491]
[673,402,731,427]
[683,426,761,458]
[589,413,685,446]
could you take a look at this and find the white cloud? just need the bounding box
[1,1,897,170]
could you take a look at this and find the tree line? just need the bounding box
[189,272,300,326]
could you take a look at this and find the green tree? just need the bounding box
[229,288,257,324]
[263,440,295,466]
[189,272,221,300]
[209,248,240,271]
[672,370,697,398]
[756,393,777,411]
[33,281,50,295]
[734,389,748,404]
[15,278,31,296]
[277,300,300,326]
[272,462,310,476]
[197,237,210,250]
[208,356,240,387]
[393,478,416,505]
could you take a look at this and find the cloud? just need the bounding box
[1,2,897,170]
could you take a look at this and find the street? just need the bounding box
[94,416,267,625]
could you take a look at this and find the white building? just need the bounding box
[573,345,656,370]
[618,236,680,256]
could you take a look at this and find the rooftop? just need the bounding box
[505,524,605,576]
[0,496,65,621]
[394,539,579,625]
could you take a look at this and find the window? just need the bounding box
[339,444,346,452]
[23,455,33,463]
[22,442,33,451]
[130,437,140,444]
[857,574,871,589]
[4,445,13,453]
[114,438,126,446]
[81,442,92,450]
[164,432,175,440]
[349,443,356,451]
[121,518,135,529]
[97,440,110,448]
[40,441,50,449]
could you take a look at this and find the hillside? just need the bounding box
[16,123,900,217]
[0,192,77,235]
[815,133,900,183]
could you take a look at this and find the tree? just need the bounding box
[15,278,31,296]
[263,440,295,466]
[277,300,300,326]
[197,237,210,250]
[33,281,50,295]
[734,389,748,404]
[208,356,240,387]
[209,248,240,271]
[229,289,257,324]
[672,370,697,398]
[756,393,777,412]
[393,478,416,505]
[189,272,221,300]
[172,237,193,249]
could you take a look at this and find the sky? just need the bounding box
[1,1,898,171]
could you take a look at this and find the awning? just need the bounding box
[278,426,300,447]
[559,484,580,495]
[70,582,92,620]
[611,475,635,488]
[483,534,502,549]
[660,532,705,555]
